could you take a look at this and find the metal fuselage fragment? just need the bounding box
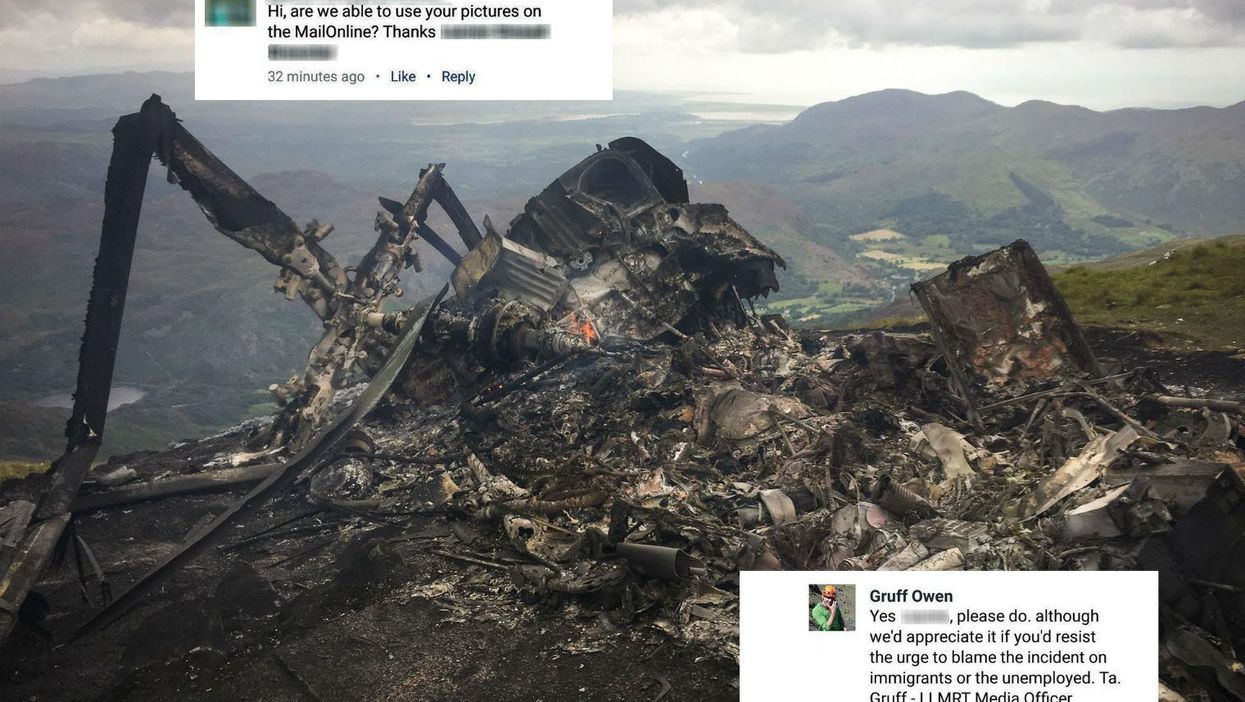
[406,137,785,396]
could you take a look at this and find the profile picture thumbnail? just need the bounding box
[809,583,855,632]
[206,0,255,27]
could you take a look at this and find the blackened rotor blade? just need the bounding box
[150,97,346,297]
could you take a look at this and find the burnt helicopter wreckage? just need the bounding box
[5,98,1245,702]
[0,95,782,642]
[402,134,784,405]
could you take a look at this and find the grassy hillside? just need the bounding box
[1053,235,1245,351]
[843,235,1245,353]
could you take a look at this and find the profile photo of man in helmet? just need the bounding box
[809,584,853,631]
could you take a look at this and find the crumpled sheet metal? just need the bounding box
[507,142,673,257]
[1023,426,1140,518]
[1061,484,1132,540]
[648,203,785,299]
[1103,461,1227,512]
[909,518,990,552]
[916,423,976,479]
[1158,681,1187,702]
[450,230,566,312]
[911,239,1101,388]
[693,383,811,446]
[758,489,797,526]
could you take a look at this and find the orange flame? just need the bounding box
[570,314,599,344]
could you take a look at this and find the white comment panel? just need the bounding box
[742,570,1157,702]
[195,0,612,100]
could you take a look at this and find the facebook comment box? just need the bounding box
[195,0,612,100]
[742,571,1156,702]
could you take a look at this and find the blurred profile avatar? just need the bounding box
[206,0,255,27]
[811,585,845,632]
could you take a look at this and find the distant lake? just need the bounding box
[407,107,801,128]
[689,110,800,123]
[32,385,146,412]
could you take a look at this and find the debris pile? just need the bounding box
[2,99,1245,700]
[301,251,1244,684]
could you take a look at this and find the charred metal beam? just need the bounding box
[356,165,442,298]
[416,222,464,266]
[150,97,347,320]
[0,502,36,577]
[37,98,167,520]
[70,463,283,513]
[379,196,463,265]
[3,97,198,643]
[432,178,484,250]
[162,114,344,296]
[0,514,71,638]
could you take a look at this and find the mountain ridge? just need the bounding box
[688,86,1245,248]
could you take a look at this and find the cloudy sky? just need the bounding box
[1,0,1243,108]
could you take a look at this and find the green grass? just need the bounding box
[767,296,820,310]
[817,280,844,296]
[825,302,873,314]
[1053,236,1245,350]
[759,287,888,327]
[0,460,50,481]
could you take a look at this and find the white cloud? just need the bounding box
[617,0,1245,51]
[70,18,192,51]
[614,7,739,56]
[1088,5,1241,48]
[0,0,190,29]
[0,3,192,72]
